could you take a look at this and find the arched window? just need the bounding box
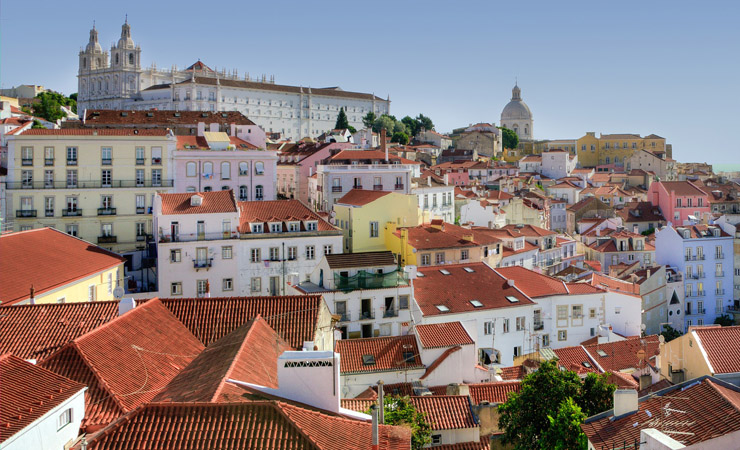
[186,186,196,193]
[221,162,230,180]
[239,162,248,175]
[97,80,102,90]
[614,156,620,164]
[524,126,528,135]
[513,126,519,135]
[115,54,120,65]
[186,162,197,177]
[129,53,134,65]
[255,185,264,200]
[239,185,248,201]
[204,186,212,192]
[254,162,264,175]
[203,162,213,177]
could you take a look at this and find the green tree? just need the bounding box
[373,115,396,134]
[368,396,432,450]
[499,126,519,149]
[391,132,409,145]
[334,107,350,130]
[31,120,45,129]
[715,314,735,326]
[540,398,588,450]
[362,111,377,129]
[416,114,434,132]
[31,92,76,122]
[402,115,419,137]
[393,121,407,135]
[660,325,682,342]
[498,360,615,450]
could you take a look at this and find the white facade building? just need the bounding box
[77,23,390,140]
[412,176,455,224]
[540,149,578,179]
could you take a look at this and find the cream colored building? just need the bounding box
[577,132,669,168]
[5,128,176,254]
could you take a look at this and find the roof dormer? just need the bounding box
[190,194,203,207]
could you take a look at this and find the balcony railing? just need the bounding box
[383,308,398,318]
[358,310,375,320]
[136,206,146,214]
[21,159,33,166]
[716,289,725,295]
[152,157,162,165]
[334,270,409,291]
[67,159,77,166]
[689,273,705,279]
[352,184,363,190]
[44,158,54,166]
[159,231,239,243]
[395,183,404,190]
[16,210,37,218]
[534,321,544,331]
[136,234,148,242]
[331,186,343,193]
[45,209,54,217]
[97,207,117,215]
[101,158,112,165]
[684,255,706,261]
[6,179,174,189]
[373,184,383,190]
[136,158,146,165]
[97,235,117,244]
[193,258,213,269]
[62,209,82,217]
[716,253,725,260]
[716,271,725,278]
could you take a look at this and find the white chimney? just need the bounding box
[613,389,639,417]
[507,279,516,288]
[197,122,206,136]
[118,297,136,316]
[274,351,340,413]
[633,224,639,234]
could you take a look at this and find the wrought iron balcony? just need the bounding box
[44,158,54,166]
[358,310,375,320]
[45,209,54,217]
[152,157,162,165]
[193,258,213,269]
[534,322,544,331]
[62,209,82,217]
[331,186,343,193]
[383,308,398,318]
[97,207,117,215]
[16,210,37,218]
[6,179,174,190]
[101,158,112,165]
[97,235,117,244]
[395,183,405,190]
[21,158,33,166]
[716,289,725,295]
[136,158,146,165]
[373,184,383,190]
[136,206,146,214]
[67,159,77,166]
[352,184,363,190]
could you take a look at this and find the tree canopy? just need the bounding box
[367,113,435,142]
[30,92,76,122]
[367,396,431,450]
[499,126,519,149]
[498,360,615,450]
[392,132,409,145]
[401,114,435,137]
[362,111,377,129]
[660,325,682,342]
[334,107,350,130]
[540,398,588,450]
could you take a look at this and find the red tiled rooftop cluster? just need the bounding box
[336,335,423,374]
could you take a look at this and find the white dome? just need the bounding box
[501,100,532,120]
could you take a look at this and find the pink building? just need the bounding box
[648,180,709,225]
[173,134,278,201]
[429,161,474,186]
[276,141,353,202]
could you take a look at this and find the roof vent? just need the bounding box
[439,269,451,275]
[121,112,128,117]
[463,267,475,273]
[190,194,203,206]
[470,300,483,308]
[507,279,516,287]
[174,112,181,117]
[506,296,519,303]
[597,349,608,357]
[435,305,450,312]
[201,112,208,117]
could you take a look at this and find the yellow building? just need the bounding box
[333,189,419,253]
[6,128,176,254]
[659,325,740,384]
[0,227,125,305]
[576,132,667,168]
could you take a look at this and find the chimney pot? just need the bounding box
[613,389,639,417]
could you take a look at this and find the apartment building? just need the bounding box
[648,180,710,225]
[6,128,175,253]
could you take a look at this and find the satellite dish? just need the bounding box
[113,286,125,300]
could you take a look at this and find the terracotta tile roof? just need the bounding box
[493,266,603,298]
[84,109,256,126]
[0,228,125,306]
[176,134,260,150]
[656,180,708,197]
[673,224,730,239]
[467,381,521,404]
[486,190,514,200]
[433,437,492,450]
[325,251,396,269]
[552,346,600,374]
[415,322,474,348]
[398,223,501,250]
[694,326,740,374]
[238,200,336,233]
[637,378,672,397]
[567,196,608,212]
[0,354,85,442]
[582,378,740,448]
[606,371,638,389]
[17,128,170,136]
[499,224,556,237]
[499,365,526,380]
[414,263,534,316]
[409,396,478,430]
[337,189,393,206]
[154,315,292,403]
[340,398,376,412]
[615,201,665,223]
[335,335,423,374]
[159,190,238,215]
[149,295,325,349]
[584,273,640,296]
[82,401,411,450]
[584,335,660,372]
[0,301,119,361]
[40,299,204,431]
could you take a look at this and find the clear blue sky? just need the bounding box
[2,0,738,164]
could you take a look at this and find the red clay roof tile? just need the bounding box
[0,228,125,306]
[409,396,478,430]
[467,381,521,404]
[337,189,393,206]
[493,266,604,298]
[159,190,238,215]
[238,200,336,233]
[84,109,255,126]
[584,335,660,372]
[694,326,740,374]
[336,335,423,374]
[18,128,170,136]
[415,322,474,348]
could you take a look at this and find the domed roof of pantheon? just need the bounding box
[501,84,532,120]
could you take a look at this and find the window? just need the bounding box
[136,195,146,214]
[170,249,181,263]
[186,162,197,177]
[323,245,333,255]
[151,147,162,164]
[44,147,54,165]
[44,197,54,216]
[21,170,33,187]
[461,249,469,260]
[101,169,112,187]
[251,248,261,263]
[288,246,297,260]
[196,280,208,297]
[239,185,248,201]
[435,252,445,264]
[572,305,583,319]
[57,408,73,430]
[223,278,233,291]
[136,169,145,187]
[370,221,379,237]
[399,295,409,310]
[589,308,596,319]
[88,285,96,302]
[251,277,262,293]
[222,246,233,259]
[255,161,264,175]
[503,318,510,333]
[516,316,525,331]
[136,146,145,164]
[21,146,33,164]
[306,245,315,260]
[484,321,493,335]
[66,196,78,212]
[151,169,162,187]
[558,330,567,341]
[269,247,280,261]
[420,254,431,266]
[101,195,113,210]
[221,162,230,179]
[557,305,568,320]
[431,435,442,445]
[101,147,112,164]
[305,221,317,231]
[203,162,214,177]
[239,162,248,175]
[66,147,77,164]
[170,282,182,295]
[66,224,78,237]
[101,223,113,237]
[543,334,550,347]
[44,170,54,188]
[514,346,522,357]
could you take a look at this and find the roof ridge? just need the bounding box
[272,402,327,450]
[69,339,129,413]
[211,315,263,401]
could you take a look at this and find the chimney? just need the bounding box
[507,279,516,288]
[462,234,474,242]
[197,122,205,136]
[371,405,379,450]
[381,129,388,162]
[613,389,639,417]
[377,380,385,424]
[445,383,470,396]
[273,351,341,413]
[29,285,35,305]
[596,227,601,237]
[118,297,136,316]
[633,224,639,234]
[444,173,449,186]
